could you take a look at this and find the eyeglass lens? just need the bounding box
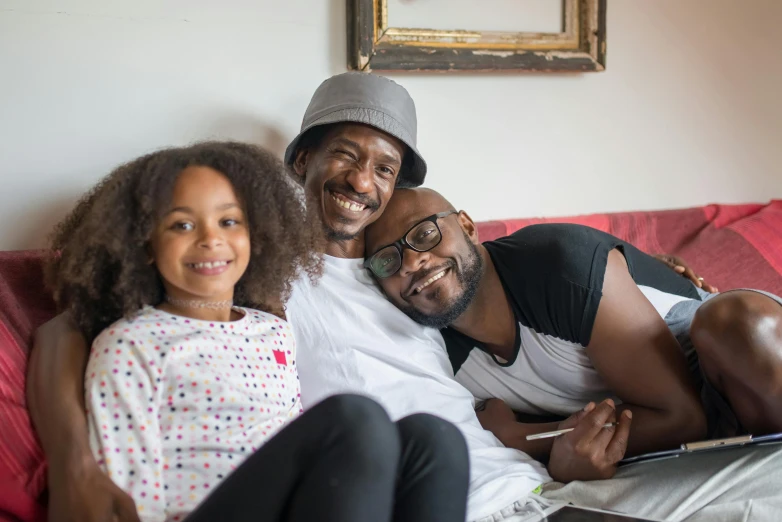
[370,220,442,278]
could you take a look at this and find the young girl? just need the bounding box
[46,142,468,522]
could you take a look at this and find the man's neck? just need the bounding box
[325,234,365,259]
[450,246,517,361]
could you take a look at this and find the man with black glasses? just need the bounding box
[364,186,782,521]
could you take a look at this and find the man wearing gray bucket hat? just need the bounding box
[285,71,427,188]
[285,72,428,259]
[284,72,553,522]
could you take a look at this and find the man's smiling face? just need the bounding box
[365,188,485,329]
[294,123,405,242]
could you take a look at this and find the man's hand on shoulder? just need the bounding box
[653,254,718,293]
[48,458,140,522]
[547,399,632,483]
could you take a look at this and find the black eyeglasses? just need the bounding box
[364,210,458,279]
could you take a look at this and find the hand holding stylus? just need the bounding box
[547,399,633,482]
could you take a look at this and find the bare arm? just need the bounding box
[476,399,560,462]
[27,312,92,473]
[26,312,139,522]
[479,250,706,461]
[586,249,707,456]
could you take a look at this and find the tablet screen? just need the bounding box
[620,432,782,466]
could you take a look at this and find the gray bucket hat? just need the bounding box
[284,72,427,188]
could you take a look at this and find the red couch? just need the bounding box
[1,200,781,522]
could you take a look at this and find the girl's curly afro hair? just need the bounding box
[47,141,324,341]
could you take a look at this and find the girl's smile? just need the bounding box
[150,165,251,321]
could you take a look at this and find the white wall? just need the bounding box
[1,0,781,250]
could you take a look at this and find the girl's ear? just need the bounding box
[146,244,155,265]
[456,210,479,244]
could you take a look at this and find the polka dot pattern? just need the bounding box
[85,307,301,521]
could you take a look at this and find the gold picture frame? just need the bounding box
[347,0,606,72]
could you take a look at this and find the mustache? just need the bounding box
[324,181,380,211]
[406,260,455,297]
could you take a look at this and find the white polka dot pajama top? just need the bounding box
[85,307,302,522]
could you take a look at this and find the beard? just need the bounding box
[400,234,483,329]
[325,223,360,242]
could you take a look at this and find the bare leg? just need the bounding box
[690,290,782,434]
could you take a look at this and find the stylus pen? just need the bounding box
[525,423,617,441]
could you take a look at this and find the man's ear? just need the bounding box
[292,148,309,181]
[456,210,480,244]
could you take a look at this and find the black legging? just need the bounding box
[186,394,469,522]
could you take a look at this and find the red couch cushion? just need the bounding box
[0,323,45,522]
[476,200,782,296]
[0,251,53,522]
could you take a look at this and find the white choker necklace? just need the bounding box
[165,296,234,310]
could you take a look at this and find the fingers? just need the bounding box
[657,256,684,273]
[115,503,142,522]
[605,410,633,463]
[681,266,702,287]
[655,254,713,290]
[592,405,619,449]
[571,399,616,441]
[559,402,595,430]
[677,262,718,292]
[688,271,718,293]
[701,281,718,293]
[113,490,141,522]
[686,269,718,293]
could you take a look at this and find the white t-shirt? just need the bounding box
[287,255,551,522]
[85,307,301,522]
